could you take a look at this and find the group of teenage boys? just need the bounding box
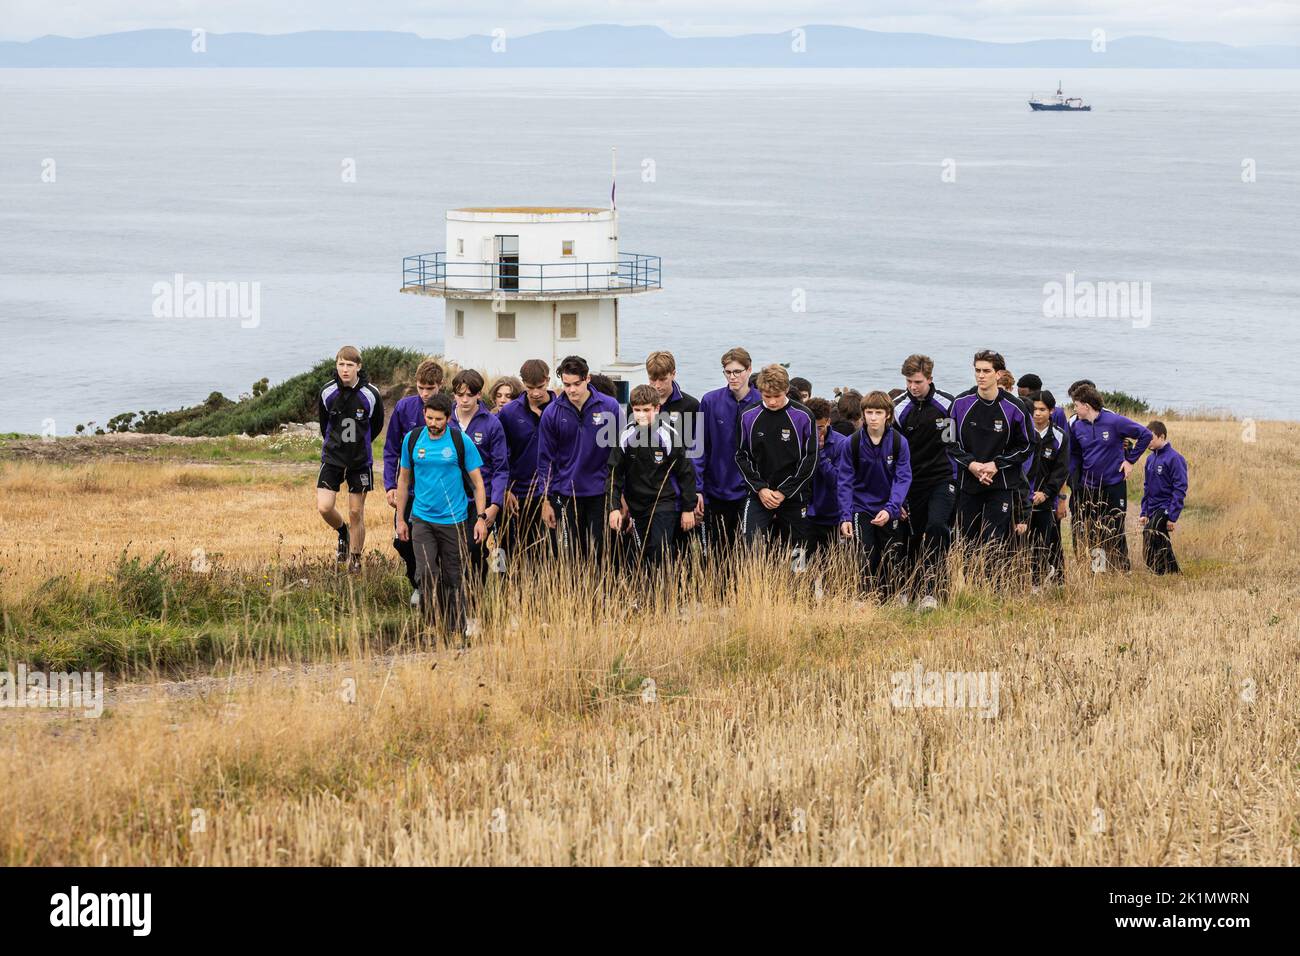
[314,344,1188,638]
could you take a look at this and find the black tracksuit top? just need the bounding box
[607,422,697,516]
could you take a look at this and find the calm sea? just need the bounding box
[2,67,1298,432]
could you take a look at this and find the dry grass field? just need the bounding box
[0,418,1297,865]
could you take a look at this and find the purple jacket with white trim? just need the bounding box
[1141,443,1188,522]
[807,427,846,525]
[696,384,762,502]
[451,400,509,508]
[536,387,622,498]
[1069,409,1152,489]
[497,391,555,499]
[382,393,425,491]
[835,426,912,523]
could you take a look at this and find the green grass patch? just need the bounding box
[91,346,428,438]
[1,550,415,676]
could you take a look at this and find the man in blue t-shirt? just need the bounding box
[395,393,488,642]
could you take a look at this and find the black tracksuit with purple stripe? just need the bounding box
[948,389,1032,545]
[735,399,818,546]
[1024,423,1070,584]
[894,384,959,595]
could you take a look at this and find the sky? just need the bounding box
[2,0,1298,47]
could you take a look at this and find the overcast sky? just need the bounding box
[3,0,1298,46]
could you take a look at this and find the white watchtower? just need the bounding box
[400,207,661,396]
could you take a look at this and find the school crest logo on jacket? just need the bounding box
[1102,430,1111,441]
[993,420,1004,432]
[592,413,603,424]
[653,449,665,464]
[473,431,483,443]
[780,428,791,441]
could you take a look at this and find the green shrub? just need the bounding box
[95,347,430,438]
[1099,390,1149,416]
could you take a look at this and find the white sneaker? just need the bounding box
[410,589,421,608]
[895,591,911,608]
[918,594,938,612]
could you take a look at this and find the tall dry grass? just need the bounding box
[0,419,1297,865]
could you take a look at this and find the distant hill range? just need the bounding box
[2,25,1297,68]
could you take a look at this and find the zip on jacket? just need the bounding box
[319,371,384,470]
[948,390,1032,493]
[1024,423,1069,512]
[607,421,697,516]
[808,428,846,524]
[894,384,957,487]
[498,391,554,498]
[1069,409,1152,489]
[735,400,818,504]
[835,425,912,523]
[452,399,509,508]
[536,388,622,498]
[382,392,426,491]
[696,384,762,501]
[1141,443,1188,522]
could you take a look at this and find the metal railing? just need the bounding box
[402,252,661,294]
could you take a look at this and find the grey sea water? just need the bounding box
[1,67,1297,432]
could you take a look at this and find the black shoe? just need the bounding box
[336,524,349,563]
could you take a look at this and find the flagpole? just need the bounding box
[610,146,616,211]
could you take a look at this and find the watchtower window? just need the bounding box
[454,309,464,337]
[456,238,465,256]
[561,240,575,257]
[496,313,516,340]
[559,312,578,339]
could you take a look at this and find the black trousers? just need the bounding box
[551,493,608,561]
[392,495,418,588]
[621,509,679,567]
[903,479,956,597]
[463,502,489,577]
[852,511,907,596]
[410,518,468,639]
[740,493,812,548]
[1068,484,1088,561]
[1028,506,1064,585]
[1143,510,1181,575]
[702,495,746,559]
[1077,481,1131,572]
[957,487,1015,546]
[496,494,551,566]
[805,520,840,556]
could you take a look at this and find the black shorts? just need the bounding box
[317,463,373,494]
